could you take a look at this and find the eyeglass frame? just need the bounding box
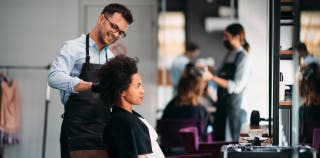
[103,15,127,38]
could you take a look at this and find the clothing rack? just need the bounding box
[0,64,50,158]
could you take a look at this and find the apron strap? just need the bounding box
[222,51,242,65]
[233,52,242,64]
[87,33,109,63]
[86,34,90,64]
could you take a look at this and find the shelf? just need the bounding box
[280,19,294,26]
[280,3,294,20]
[279,101,292,108]
[281,11,294,19]
[280,22,294,26]
[280,50,292,54]
[280,50,293,60]
[280,0,293,6]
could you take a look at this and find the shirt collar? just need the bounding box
[231,47,244,54]
[82,34,109,52]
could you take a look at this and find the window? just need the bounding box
[157,12,185,117]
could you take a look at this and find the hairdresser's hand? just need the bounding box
[74,81,93,92]
[91,82,101,92]
[203,66,214,81]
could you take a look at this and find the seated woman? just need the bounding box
[162,63,209,128]
[299,63,320,144]
[98,55,165,158]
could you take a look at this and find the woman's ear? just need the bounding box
[120,91,125,98]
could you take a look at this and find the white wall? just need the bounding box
[280,25,294,85]
[0,0,78,157]
[239,0,270,120]
[280,25,294,50]
[0,0,157,157]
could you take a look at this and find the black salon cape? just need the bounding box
[103,106,152,158]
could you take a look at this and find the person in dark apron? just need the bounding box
[48,4,133,158]
[209,23,251,141]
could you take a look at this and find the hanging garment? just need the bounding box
[60,34,110,158]
[0,80,20,146]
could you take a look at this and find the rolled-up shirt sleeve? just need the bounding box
[48,44,82,93]
[227,53,251,94]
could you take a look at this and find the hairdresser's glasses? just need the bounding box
[104,15,127,38]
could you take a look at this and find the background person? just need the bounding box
[299,63,320,144]
[170,42,200,94]
[296,42,320,69]
[163,63,209,132]
[208,23,251,141]
[47,3,133,158]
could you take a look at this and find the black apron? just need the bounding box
[60,34,110,158]
[214,51,245,141]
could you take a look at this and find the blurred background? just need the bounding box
[0,0,319,157]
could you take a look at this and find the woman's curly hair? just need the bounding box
[98,55,138,107]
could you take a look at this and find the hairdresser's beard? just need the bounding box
[98,29,117,46]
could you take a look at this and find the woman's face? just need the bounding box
[121,73,145,106]
[223,31,233,42]
[223,31,240,50]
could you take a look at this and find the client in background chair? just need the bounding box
[162,63,209,127]
[299,63,320,144]
[159,63,210,155]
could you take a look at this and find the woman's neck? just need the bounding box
[232,43,242,51]
[118,101,133,113]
